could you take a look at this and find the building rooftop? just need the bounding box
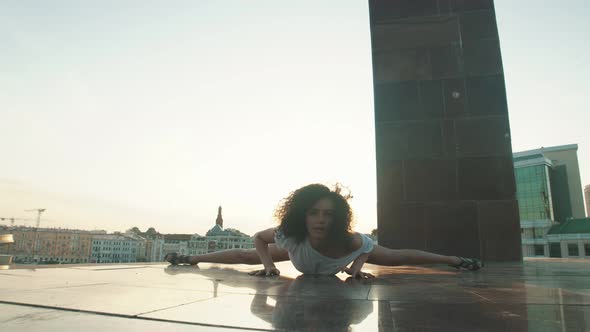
[1,259,589,331]
[163,234,193,241]
[548,218,590,234]
[513,144,578,159]
[206,224,250,237]
[1,226,106,234]
[92,234,140,240]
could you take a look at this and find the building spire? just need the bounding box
[216,206,223,228]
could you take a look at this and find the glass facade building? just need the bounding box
[515,165,553,221]
[513,144,584,257]
[514,156,554,257]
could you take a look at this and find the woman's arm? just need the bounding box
[343,234,374,279]
[343,253,374,279]
[252,227,280,276]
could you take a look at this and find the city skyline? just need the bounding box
[1,0,589,235]
[0,212,263,237]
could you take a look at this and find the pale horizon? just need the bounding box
[1,0,589,236]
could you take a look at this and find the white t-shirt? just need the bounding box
[274,230,375,275]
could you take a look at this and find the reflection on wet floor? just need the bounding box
[159,265,377,330]
[1,259,589,331]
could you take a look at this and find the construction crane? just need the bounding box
[24,208,46,263]
[25,209,46,228]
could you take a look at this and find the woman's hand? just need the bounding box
[342,267,374,279]
[248,267,281,277]
[252,228,279,277]
[343,253,373,279]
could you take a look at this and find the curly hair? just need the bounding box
[274,183,355,249]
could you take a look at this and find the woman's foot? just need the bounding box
[164,252,192,265]
[450,257,483,271]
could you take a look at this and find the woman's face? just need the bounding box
[305,197,334,240]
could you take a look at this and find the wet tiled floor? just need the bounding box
[1,258,589,331]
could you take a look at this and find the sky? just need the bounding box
[1,0,588,236]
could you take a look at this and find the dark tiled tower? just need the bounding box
[369,0,521,261]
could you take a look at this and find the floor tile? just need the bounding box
[387,302,590,332]
[0,303,237,332]
[2,259,590,331]
[0,283,215,315]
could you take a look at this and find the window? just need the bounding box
[585,244,590,256]
[533,228,545,239]
[568,244,579,256]
[534,245,544,256]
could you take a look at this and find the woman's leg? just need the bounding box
[177,244,289,265]
[367,245,461,266]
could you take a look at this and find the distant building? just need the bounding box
[91,234,140,264]
[0,227,103,264]
[546,218,590,258]
[2,207,255,265]
[123,232,148,262]
[186,206,254,255]
[146,238,165,262]
[513,144,586,257]
[126,227,164,262]
[161,234,191,260]
[584,185,590,218]
[186,235,209,255]
[203,224,254,252]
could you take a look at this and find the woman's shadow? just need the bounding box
[164,266,374,330]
